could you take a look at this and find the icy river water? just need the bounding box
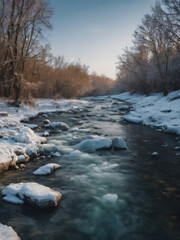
[0,98,180,240]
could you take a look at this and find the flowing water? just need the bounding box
[0,98,180,240]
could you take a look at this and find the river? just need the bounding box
[0,98,180,240]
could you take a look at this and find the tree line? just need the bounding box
[0,0,113,105]
[114,0,180,95]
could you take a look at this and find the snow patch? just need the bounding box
[0,223,20,240]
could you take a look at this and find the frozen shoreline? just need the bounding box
[0,91,179,170]
[0,99,88,171]
[85,90,180,135]
[110,91,180,135]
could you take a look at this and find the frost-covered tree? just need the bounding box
[115,0,180,95]
[0,0,52,105]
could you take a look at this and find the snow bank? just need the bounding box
[14,127,45,145]
[111,91,180,135]
[0,98,88,170]
[0,223,20,240]
[2,182,62,208]
[33,163,60,175]
[75,137,112,152]
[0,126,46,172]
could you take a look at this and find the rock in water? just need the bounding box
[112,137,127,149]
[0,223,21,240]
[44,122,69,131]
[152,152,159,157]
[33,163,60,175]
[2,182,62,209]
[44,119,50,124]
[75,137,112,152]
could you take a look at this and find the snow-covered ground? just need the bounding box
[0,99,88,170]
[110,90,180,135]
[0,223,20,240]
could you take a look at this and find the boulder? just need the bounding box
[33,163,60,175]
[2,182,62,209]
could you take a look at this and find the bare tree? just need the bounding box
[0,0,52,105]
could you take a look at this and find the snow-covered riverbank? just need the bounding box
[110,90,180,135]
[0,99,88,171]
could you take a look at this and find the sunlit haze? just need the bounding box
[48,0,153,79]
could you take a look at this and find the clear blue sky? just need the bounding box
[48,0,153,79]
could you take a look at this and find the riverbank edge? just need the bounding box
[0,99,89,173]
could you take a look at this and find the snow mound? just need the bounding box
[33,163,60,175]
[44,122,69,131]
[75,137,112,152]
[0,223,20,240]
[14,127,45,144]
[112,137,127,149]
[0,142,17,164]
[2,182,62,209]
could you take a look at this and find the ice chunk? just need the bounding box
[0,223,20,240]
[33,163,60,175]
[2,182,62,209]
[112,137,127,149]
[3,194,24,204]
[44,122,69,131]
[75,137,112,152]
[123,116,142,124]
